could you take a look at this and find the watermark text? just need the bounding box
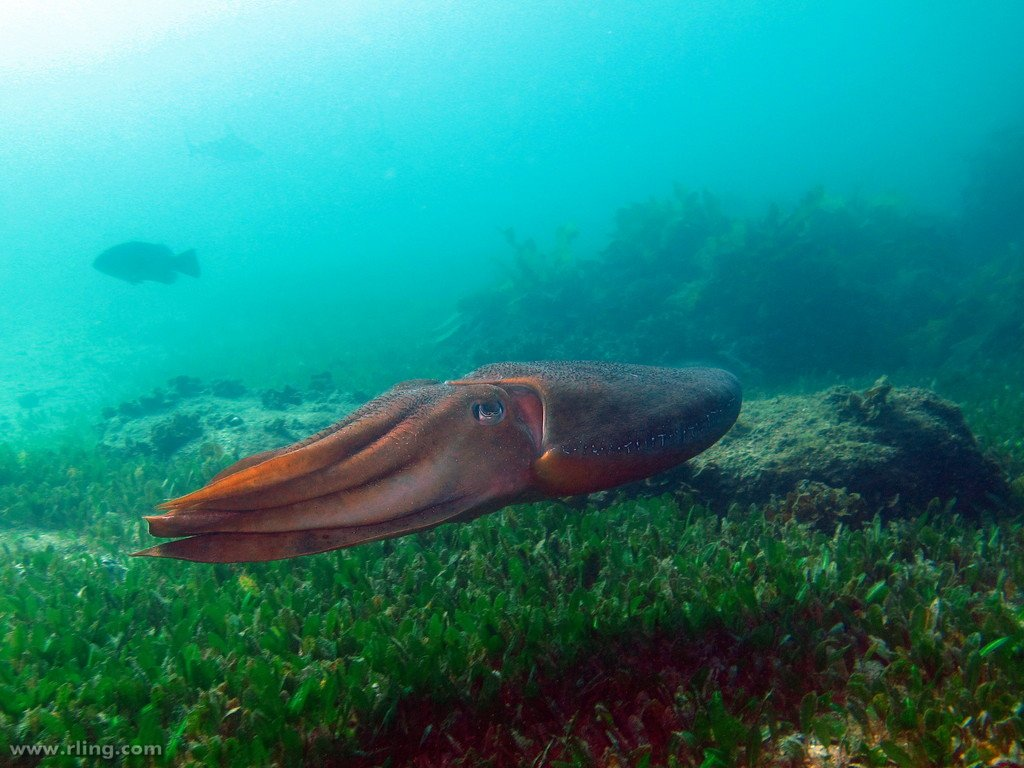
[10,741,162,760]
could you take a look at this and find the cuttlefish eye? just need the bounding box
[472,399,505,424]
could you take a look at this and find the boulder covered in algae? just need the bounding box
[633,377,1008,521]
[585,378,1007,524]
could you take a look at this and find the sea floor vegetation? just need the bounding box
[1,403,1022,766]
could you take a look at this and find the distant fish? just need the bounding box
[16,392,41,409]
[187,130,262,162]
[94,242,200,285]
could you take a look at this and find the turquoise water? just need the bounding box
[3,1,1023,430]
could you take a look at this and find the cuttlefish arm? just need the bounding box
[133,361,741,563]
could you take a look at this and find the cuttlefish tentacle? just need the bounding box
[134,361,741,563]
[139,495,475,562]
[156,384,435,511]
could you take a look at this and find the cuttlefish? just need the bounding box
[134,362,741,563]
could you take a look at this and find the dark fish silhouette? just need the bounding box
[94,242,200,285]
[187,131,262,162]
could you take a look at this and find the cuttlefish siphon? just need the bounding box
[134,361,741,563]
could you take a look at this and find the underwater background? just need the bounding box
[2,2,1024,766]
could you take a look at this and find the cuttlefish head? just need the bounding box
[134,361,740,562]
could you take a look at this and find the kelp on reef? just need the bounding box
[441,184,1023,389]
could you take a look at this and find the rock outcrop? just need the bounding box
[98,374,353,462]
[644,377,1009,520]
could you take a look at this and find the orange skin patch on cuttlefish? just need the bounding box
[133,361,741,563]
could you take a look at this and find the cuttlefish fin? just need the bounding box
[133,495,476,563]
[208,446,291,483]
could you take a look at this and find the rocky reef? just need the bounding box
[438,180,1024,401]
[98,373,357,462]
[598,378,1009,522]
